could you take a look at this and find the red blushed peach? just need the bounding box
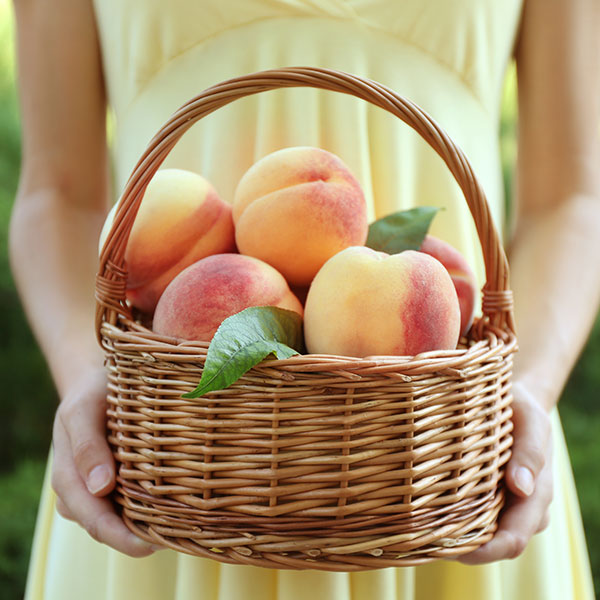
[99,168,236,313]
[304,246,460,357]
[233,147,368,287]
[419,235,478,336]
[152,254,304,342]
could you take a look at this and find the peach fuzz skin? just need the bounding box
[232,147,368,287]
[419,235,478,336]
[152,253,304,342]
[99,169,236,313]
[304,246,461,357]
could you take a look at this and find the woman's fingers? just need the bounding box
[55,496,74,521]
[536,508,551,534]
[56,367,116,497]
[504,382,552,499]
[459,444,553,564]
[458,382,554,564]
[51,411,156,557]
[51,368,157,556]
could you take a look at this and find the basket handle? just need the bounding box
[95,66,515,339]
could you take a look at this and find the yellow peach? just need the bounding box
[233,147,368,287]
[99,168,236,313]
[304,246,461,357]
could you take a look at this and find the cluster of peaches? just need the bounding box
[100,146,478,357]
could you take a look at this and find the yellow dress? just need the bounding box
[25,1,595,598]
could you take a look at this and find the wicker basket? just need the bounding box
[95,67,517,571]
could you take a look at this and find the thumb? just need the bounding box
[57,368,115,496]
[505,382,552,498]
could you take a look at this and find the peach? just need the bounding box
[99,168,236,313]
[419,235,478,336]
[304,246,460,357]
[152,253,304,342]
[232,147,368,287]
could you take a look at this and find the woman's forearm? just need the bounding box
[9,188,107,398]
[509,0,600,413]
[508,192,600,412]
[10,0,110,399]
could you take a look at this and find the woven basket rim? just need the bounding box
[100,316,517,370]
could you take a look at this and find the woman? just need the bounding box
[10,0,599,598]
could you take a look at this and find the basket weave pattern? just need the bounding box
[96,68,517,571]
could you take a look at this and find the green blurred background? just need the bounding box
[0,2,598,599]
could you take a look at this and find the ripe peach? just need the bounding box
[233,147,368,287]
[99,169,236,313]
[152,254,304,342]
[304,246,460,357]
[419,235,478,336]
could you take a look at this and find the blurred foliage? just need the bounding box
[0,460,47,600]
[561,318,600,596]
[0,2,598,599]
[0,1,57,470]
[500,65,518,235]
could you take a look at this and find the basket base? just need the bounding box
[115,486,504,571]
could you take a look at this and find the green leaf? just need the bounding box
[182,306,303,398]
[366,207,441,254]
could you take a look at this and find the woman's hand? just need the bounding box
[9,1,157,557]
[51,366,157,557]
[458,381,553,564]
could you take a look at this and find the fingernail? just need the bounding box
[130,536,163,553]
[87,465,111,495]
[515,466,535,496]
[127,536,153,553]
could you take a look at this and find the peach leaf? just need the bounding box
[183,307,303,398]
